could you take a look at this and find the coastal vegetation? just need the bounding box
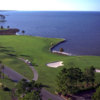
[0,26,19,35]
[0,35,100,99]
[0,26,7,30]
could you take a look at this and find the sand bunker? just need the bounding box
[96,69,100,73]
[47,61,64,68]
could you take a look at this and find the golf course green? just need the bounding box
[0,35,100,93]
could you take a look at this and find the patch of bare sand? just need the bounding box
[47,61,64,68]
[96,69,100,73]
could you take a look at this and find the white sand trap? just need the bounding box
[96,69,100,73]
[47,61,64,68]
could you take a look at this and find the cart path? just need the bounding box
[1,65,27,82]
[18,58,38,81]
[18,58,64,100]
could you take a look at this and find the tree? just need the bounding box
[92,86,100,100]
[7,26,10,29]
[16,79,28,95]
[83,66,95,87]
[89,66,95,86]
[59,48,64,52]
[16,79,42,99]
[57,67,82,95]
[22,30,25,35]
[0,26,3,29]
[19,91,41,100]
[57,68,68,95]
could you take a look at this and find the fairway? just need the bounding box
[0,35,100,93]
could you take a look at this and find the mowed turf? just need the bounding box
[0,90,11,100]
[0,35,100,93]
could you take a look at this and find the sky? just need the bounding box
[0,0,100,11]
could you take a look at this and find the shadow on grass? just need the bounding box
[7,53,17,57]
[32,63,38,67]
[0,46,18,57]
[0,49,15,53]
[20,54,30,57]
[3,87,11,91]
[41,84,50,88]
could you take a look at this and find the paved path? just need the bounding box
[1,65,26,82]
[1,58,96,100]
[95,69,100,73]
[1,59,64,100]
[41,88,64,100]
[18,58,38,81]
[18,58,64,100]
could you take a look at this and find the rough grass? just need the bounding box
[0,28,8,30]
[0,75,15,100]
[0,90,11,100]
[0,35,100,93]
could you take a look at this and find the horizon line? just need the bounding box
[0,10,100,12]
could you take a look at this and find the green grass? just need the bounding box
[0,42,33,80]
[0,75,16,89]
[0,35,100,93]
[0,75,16,100]
[0,28,8,30]
[1,55,33,80]
[0,90,11,100]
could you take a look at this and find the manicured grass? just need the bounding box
[0,35,100,93]
[0,46,33,80]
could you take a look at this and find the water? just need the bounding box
[0,11,100,56]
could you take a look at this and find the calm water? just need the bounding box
[0,11,100,56]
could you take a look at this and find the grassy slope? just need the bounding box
[0,39,33,80]
[0,35,100,93]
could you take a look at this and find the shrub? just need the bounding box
[59,48,64,52]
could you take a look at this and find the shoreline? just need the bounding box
[50,39,72,56]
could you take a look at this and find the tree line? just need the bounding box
[57,66,96,95]
[0,25,25,35]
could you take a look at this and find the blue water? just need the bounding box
[0,11,100,56]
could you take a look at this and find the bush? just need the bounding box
[0,26,3,29]
[59,48,64,52]
[3,87,10,91]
